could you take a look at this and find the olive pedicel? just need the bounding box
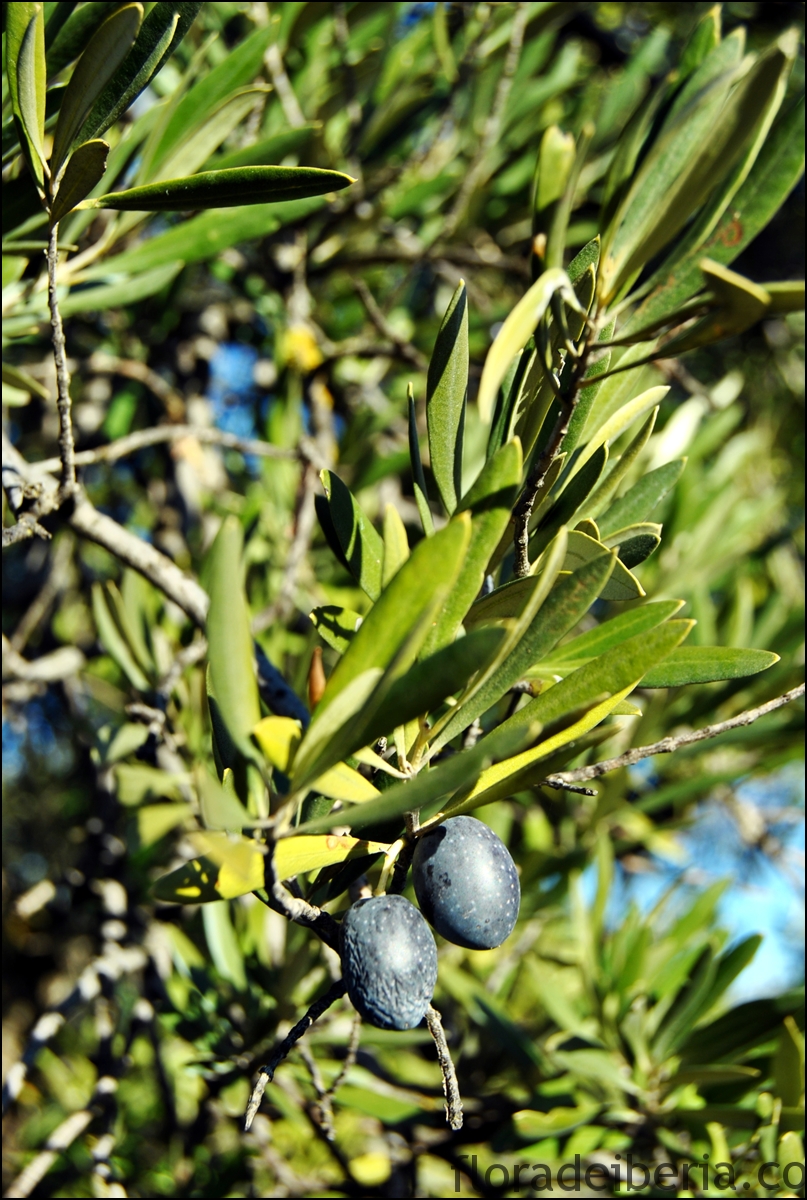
[412,815,520,950]
[340,894,438,1030]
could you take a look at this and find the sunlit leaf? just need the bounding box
[382,503,410,587]
[252,716,303,773]
[80,165,354,211]
[310,606,364,655]
[641,645,779,688]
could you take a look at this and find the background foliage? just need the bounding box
[2,2,804,1196]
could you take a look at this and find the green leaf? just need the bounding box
[382,504,410,587]
[210,125,318,173]
[477,268,579,424]
[408,386,434,536]
[597,458,685,537]
[601,522,662,569]
[426,279,468,514]
[310,606,364,656]
[59,262,183,316]
[431,548,617,753]
[91,581,150,691]
[640,645,779,688]
[319,469,384,600]
[707,935,764,1011]
[291,517,472,791]
[293,720,537,836]
[360,628,506,747]
[81,196,329,279]
[81,165,354,211]
[203,901,246,989]
[46,2,124,78]
[152,855,225,904]
[50,3,143,175]
[77,3,203,146]
[252,716,303,774]
[626,93,805,336]
[147,22,275,176]
[774,1017,805,1108]
[205,516,261,759]
[149,87,270,187]
[601,34,797,304]
[680,992,804,1064]
[530,446,610,561]
[764,280,805,313]
[423,438,523,655]
[198,769,252,832]
[530,599,685,674]
[582,408,658,521]
[50,138,109,224]
[311,763,380,805]
[570,386,669,482]
[8,5,47,187]
[497,619,694,740]
[677,5,721,83]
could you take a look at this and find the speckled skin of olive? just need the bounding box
[412,816,520,950]
[339,895,438,1030]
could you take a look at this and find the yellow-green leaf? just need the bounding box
[198,769,252,831]
[310,762,380,805]
[569,386,669,480]
[382,503,410,587]
[190,831,265,898]
[274,833,389,879]
[137,802,193,847]
[427,279,468,514]
[252,716,303,773]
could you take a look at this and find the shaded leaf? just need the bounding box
[137,802,193,847]
[530,445,609,561]
[601,522,662,568]
[50,3,142,174]
[81,165,354,211]
[564,530,644,602]
[91,581,150,691]
[583,408,658,521]
[50,139,109,224]
[115,763,185,806]
[203,901,246,989]
[513,1104,603,1140]
[77,3,203,146]
[426,279,468,514]
[198,769,251,831]
[319,470,384,600]
[598,458,686,537]
[641,645,779,688]
[310,606,363,655]
[408,386,434,536]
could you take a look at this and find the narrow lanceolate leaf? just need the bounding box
[564,531,644,601]
[252,716,303,773]
[477,269,580,424]
[530,445,609,561]
[582,408,658,521]
[50,3,143,175]
[427,280,468,514]
[499,619,695,742]
[601,35,797,304]
[50,139,109,224]
[382,504,410,587]
[75,3,203,146]
[640,646,779,688]
[408,387,434,535]
[46,3,123,78]
[431,550,616,754]
[150,87,271,185]
[80,165,354,211]
[9,5,47,186]
[569,386,669,480]
[206,517,261,759]
[291,518,472,791]
[319,470,384,600]
[1,363,49,401]
[603,522,662,569]
[529,599,685,677]
[360,628,506,748]
[598,458,686,536]
[310,762,380,804]
[422,438,523,655]
[763,280,805,312]
[626,94,805,336]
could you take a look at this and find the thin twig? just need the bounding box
[425,1004,463,1131]
[33,423,298,474]
[244,980,347,1132]
[9,534,73,652]
[546,685,805,786]
[298,1043,337,1141]
[264,42,306,129]
[443,2,530,238]
[353,278,428,370]
[46,224,77,499]
[87,352,185,420]
[2,635,84,683]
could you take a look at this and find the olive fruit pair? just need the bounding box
[340,817,520,1030]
